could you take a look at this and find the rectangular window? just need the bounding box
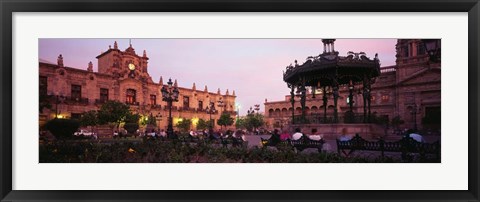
[417,43,426,55]
[381,95,389,103]
[71,85,82,99]
[100,88,109,102]
[198,101,203,110]
[150,94,156,105]
[183,96,190,109]
[126,89,136,104]
[39,76,48,96]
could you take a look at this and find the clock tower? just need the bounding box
[96,41,152,83]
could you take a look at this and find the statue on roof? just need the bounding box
[87,61,93,72]
[57,54,64,67]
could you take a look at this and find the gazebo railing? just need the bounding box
[293,114,370,124]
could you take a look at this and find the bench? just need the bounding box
[176,135,245,148]
[220,136,246,147]
[336,134,440,161]
[261,136,325,152]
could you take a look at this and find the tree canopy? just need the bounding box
[176,118,192,133]
[79,110,98,127]
[97,101,131,125]
[217,112,234,129]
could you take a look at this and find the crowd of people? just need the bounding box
[265,127,427,146]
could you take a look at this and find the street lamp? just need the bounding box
[410,104,421,132]
[421,39,441,62]
[254,104,260,114]
[217,97,225,114]
[161,78,179,138]
[205,101,216,135]
[247,106,255,115]
[51,92,66,119]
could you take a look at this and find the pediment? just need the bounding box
[398,67,441,86]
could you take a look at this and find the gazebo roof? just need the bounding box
[283,51,381,86]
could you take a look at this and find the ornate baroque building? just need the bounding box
[39,41,237,132]
[264,39,441,132]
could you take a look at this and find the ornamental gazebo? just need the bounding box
[283,39,380,124]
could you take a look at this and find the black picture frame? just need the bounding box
[1,0,479,201]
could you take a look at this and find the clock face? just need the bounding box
[128,63,136,71]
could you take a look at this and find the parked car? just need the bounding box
[74,130,95,136]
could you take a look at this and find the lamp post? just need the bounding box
[410,104,421,132]
[217,98,225,114]
[254,104,260,114]
[421,39,441,62]
[161,78,179,138]
[52,92,65,119]
[205,101,216,135]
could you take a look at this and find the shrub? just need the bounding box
[44,118,80,140]
[124,123,139,134]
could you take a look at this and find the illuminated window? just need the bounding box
[126,89,136,104]
[381,95,389,103]
[150,94,156,105]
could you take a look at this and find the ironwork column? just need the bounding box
[300,85,307,122]
[323,86,327,123]
[333,85,339,123]
[362,77,368,123]
[289,84,295,124]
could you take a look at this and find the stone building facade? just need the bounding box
[264,39,441,132]
[39,41,236,132]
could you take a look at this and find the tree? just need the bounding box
[244,113,265,132]
[235,118,246,129]
[124,113,140,123]
[79,110,98,127]
[176,118,192,133]
[217,112,234,129]
[97,101,131,126]
[44,118,80,140]
[196,119,210,130]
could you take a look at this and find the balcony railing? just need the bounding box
[293,113,372,124]
[67,97,89,105]
[95,99,108,105]
[150,104,161,109]
[126,101,140,106]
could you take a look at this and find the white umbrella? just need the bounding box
[409,133,424,143]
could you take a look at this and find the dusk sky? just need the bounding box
[39,39,397,115]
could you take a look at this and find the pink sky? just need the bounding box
[39,39,397,115]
